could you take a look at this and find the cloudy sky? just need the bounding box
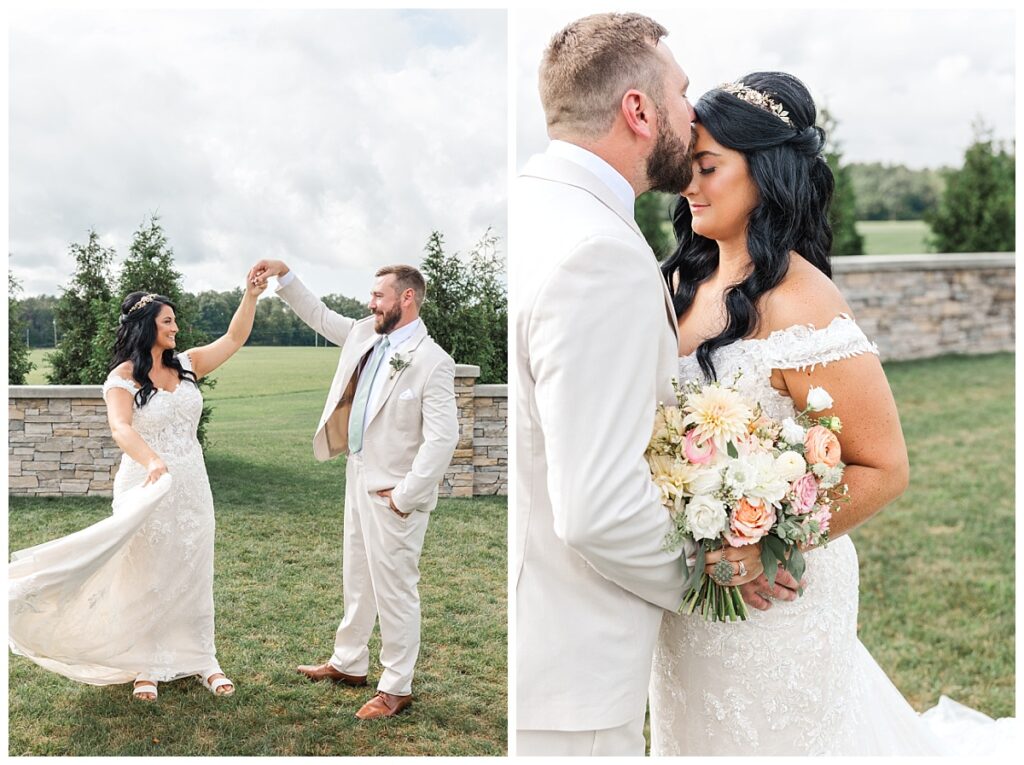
[9,9,507,298]
[516,8,1014,171]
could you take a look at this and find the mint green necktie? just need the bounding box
[348,335,389,454]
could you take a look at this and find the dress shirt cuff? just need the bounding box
[277,270,296,287]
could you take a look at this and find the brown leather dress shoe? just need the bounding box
[355,690,412,720]
[296,661,367,686]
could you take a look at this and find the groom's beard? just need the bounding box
[646,112,695,194]
[375,303,402,335]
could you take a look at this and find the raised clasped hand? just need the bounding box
[247,259,288,289]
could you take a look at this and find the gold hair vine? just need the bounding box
[718,82,793,127]
[127,293,159,315]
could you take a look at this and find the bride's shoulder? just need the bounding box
[760,253,852,335]
[109,360,135,380]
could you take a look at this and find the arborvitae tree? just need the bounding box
[8,271,35,384]
[926,120,1014,253]
[820,109,864,256]
[635,191,677,259]
[90,215,215,446]
[419,228,507,384]
[47,230,115,384]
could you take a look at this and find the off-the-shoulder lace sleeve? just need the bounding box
[102,374,140,402]
[760,314,879,371]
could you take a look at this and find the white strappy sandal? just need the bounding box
[132,679,158,702]
[201,672,235,697]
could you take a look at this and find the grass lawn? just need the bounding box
[856,219,931,255]
[853,352,1014,718]
[9,346,507,756]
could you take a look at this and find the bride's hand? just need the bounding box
[144,458,168,486]
[246,275,268,299]
[704,544,763,586]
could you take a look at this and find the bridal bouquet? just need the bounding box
[646,378,846,622]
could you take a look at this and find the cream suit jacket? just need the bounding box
[514,150,687,731]
[277,276,459,513]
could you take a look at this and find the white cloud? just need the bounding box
[10,9,508,298]
[516,8,1014,171]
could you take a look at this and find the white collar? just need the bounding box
[547,140,635,211]
[382,317,421,350]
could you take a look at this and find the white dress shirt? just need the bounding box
[276,270,420,441]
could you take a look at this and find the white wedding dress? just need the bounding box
[649,316,1016,756]
[9,352,225,685]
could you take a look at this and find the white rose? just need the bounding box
[689,467,723,496]
[781,417,806,445]
[685,495,728,541]
[747,452,790,506]
[806,386,834,412]
[775,450,807,482]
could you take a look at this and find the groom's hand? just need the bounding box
[248,259,289,287]
[376,489,410,518]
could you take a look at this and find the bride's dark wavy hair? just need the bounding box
[108,291,197,408]
[661,71,834,380]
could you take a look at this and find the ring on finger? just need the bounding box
[736,560,747,578]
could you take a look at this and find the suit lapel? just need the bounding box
[521,152,679,341]
[520,153,645,241]
[365,321,428,427]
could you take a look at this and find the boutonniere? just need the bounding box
[389,353,411,379]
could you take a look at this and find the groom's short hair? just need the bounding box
[539,13,669,141]
[377,265,426,307]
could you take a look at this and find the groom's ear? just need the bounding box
[621,89,653,140]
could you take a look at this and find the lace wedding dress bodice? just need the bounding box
[9,352,222,685]
[650,316,952,756]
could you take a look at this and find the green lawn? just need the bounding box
[852,352,1014,718]
[9,346,507,756]
[856,219,931,255]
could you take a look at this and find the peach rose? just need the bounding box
[804,425,841,468]
[724,497,777,547]
[790,472,819,515]
[684,428,717,465]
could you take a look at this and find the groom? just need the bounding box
[249,259,459,720]
[515,13,800,756]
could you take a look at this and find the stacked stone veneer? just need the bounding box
[8,364,508,499]
[8,389,121,496]
[833,253,1014,360]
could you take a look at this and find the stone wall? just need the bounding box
[8,389,121,496]
[471,384,509,497]
[833,253,1014,360]
[9,364,509,499]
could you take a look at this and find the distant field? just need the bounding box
[24,346,340,393]
[856,220,931,255]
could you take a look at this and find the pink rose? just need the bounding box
[812,506,831,534]
[684,429,717,465]
[725,497,776,547]
[804,425,841,468]
[790,472,819,515]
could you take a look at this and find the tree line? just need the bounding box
[9,218,508,397]
[635,117,1014,257]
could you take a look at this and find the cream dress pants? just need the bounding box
[329,455,430,696]
[516,712,647,756]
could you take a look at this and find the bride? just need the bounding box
[9,280,264,702]
[649,71,1014,755]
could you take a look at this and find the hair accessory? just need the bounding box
[718,82,793,127]
[126,293,159,316]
